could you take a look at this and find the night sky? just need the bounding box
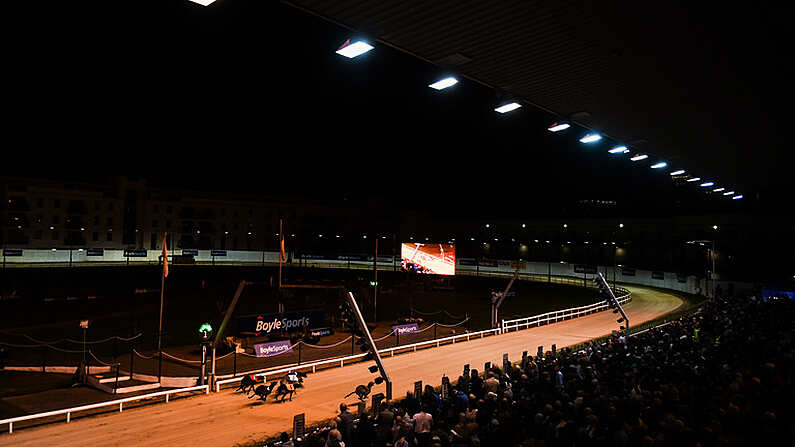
[5,1,794,219]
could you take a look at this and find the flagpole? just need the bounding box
[157,233,166,383]
[278,219,283,314]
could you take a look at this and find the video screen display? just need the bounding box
[401,243,455,276]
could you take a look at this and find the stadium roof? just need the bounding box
[285,1,795,198]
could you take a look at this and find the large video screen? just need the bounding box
[401,243,455,276]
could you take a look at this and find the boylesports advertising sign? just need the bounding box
[238,311,324,336]
[392,323,419,335]
[253,340,293,358]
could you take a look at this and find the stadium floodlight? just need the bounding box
[732,195,743,200]
[608,146,629,154]
[429,77,458,90]
[700,182,714,187]
[548,122,570,132]
[579,133,602,143]
[495,102,522,113]
[651,162,667,169]
[335,40,374,58]
[686,177,701,182]
[187,0,217,5]
[630,154,648,161]
[670,170,685,176]
[713,187,725,192]
[723,191,735,196]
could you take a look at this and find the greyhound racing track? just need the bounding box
[0,285,682,447]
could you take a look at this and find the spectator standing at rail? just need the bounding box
[375,402,393,447]
[337,403,353,446]
[412,406,433,447]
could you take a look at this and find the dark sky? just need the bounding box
[5,0,793,219]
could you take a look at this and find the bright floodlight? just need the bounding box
[630,154,648,161]
[429,77,458,90]
[579,133,602,143]
[670,170,685,176]
[732,195,743,200]
[713,187,725,192]
[723,191,735,196]
[495,102,522,113]
[651,162,667,169]
[188,0,217,5]
[548,122,570,132]
[700,182,714,187]
[686,177,701,182]
[336,40,374,58]
[608,146,629,154]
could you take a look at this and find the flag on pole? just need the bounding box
[280,234,286,262]
[162,233,169,278]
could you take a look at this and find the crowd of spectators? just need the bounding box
[277,294,793,446]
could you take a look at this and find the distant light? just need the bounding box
[187,0,217,5]
[522,224,526,228]
[247,231,252,235]
[494,102,522,113]
[78,248,83,252]
[470,238,475,241]
[732,195,743,200]
[485,224,490,228]
[318,234,322,237]
[619,223,624,228]
[670,170,685,176]
[335,40,374,58]
[50,226,55,230]
[80,227,85,231]
[545,240,550,244]
[700,182,714,187]
[579,133,602,143]
[651,162,667,169]
[494,238,498,241]
[336,235,340,238]
[547,123,570,132]
[713,187,725,192]
[363,235,367,239]
[630,154,648,161]
[224,231,229,235]
[534,239,539,243]
[723,191,735,196]
[713,225,718,230]
[428,77,458,90]
[608,146,629,154]
[686,177,701,182]
[563,224,568,228]
[382,236,387,239]
[584,241,589,244]
[51,248,57,252]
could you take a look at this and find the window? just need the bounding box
[152,220,159,228]
[34,230,43,240]
[166,220,172,229]
[150,233,158,250]
[248,209,253,217]
[95,201,100,211]
[53,216,60,224]
[52,231,59,240]
[36,198,44,208]
[54,199,61,208]
[35,215,43,224]
[106,217,113,226]
[93,216,99,225]
[166,205,173,215]
[106,232,113,241]
[92,232,99,241]
[153,204,160,213]
[108,202,114,211]
[221,208,226,217]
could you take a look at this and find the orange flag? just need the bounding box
[280,235,286,262]
[162,233,169,278]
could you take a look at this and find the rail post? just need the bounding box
[233,350,237,377]
[433,323,437,340]
[297,342,302,365]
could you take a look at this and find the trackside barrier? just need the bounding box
[501,288,631,333]
[0,384,208,434]
[214,328,502,393]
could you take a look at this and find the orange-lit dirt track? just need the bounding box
[0,285,682,447]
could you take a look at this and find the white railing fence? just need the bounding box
[0,384,208,434]
[501,288,631,333]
